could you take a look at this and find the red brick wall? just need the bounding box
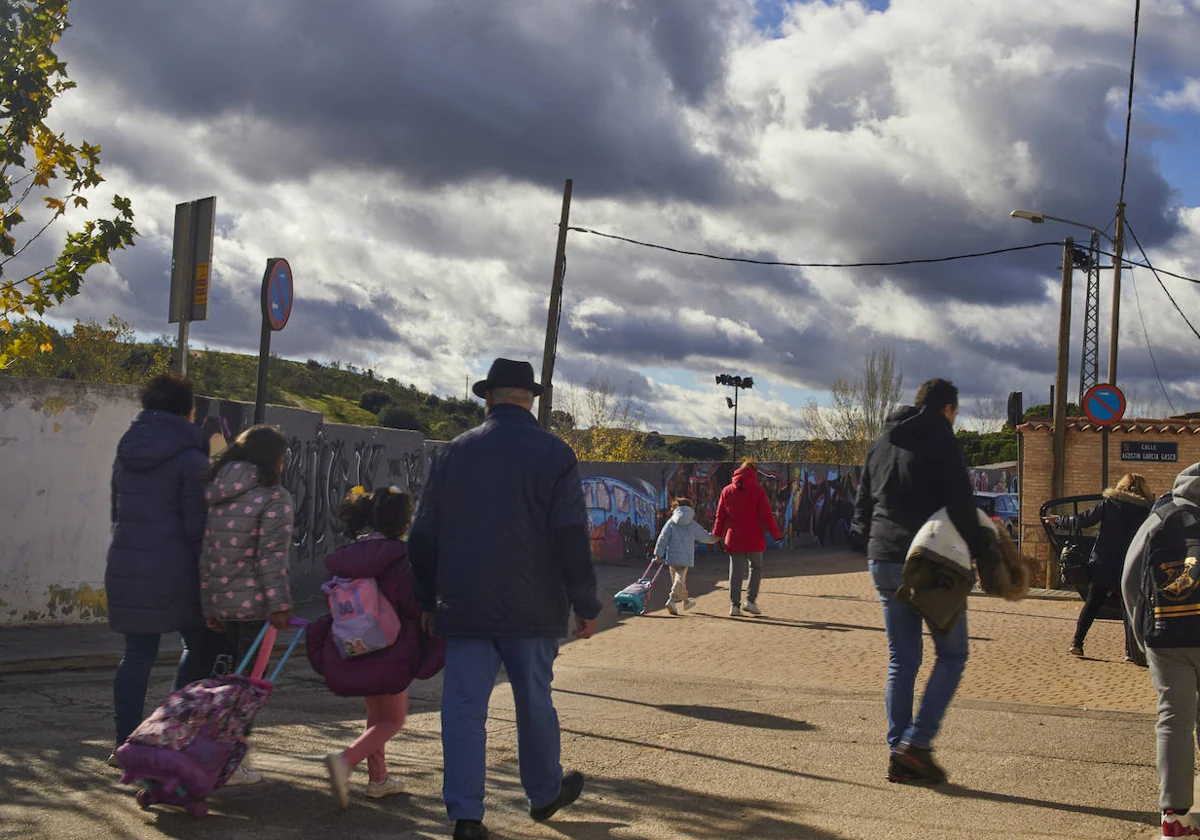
[1019,424,1200,585]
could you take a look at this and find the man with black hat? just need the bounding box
[409,358,602,840]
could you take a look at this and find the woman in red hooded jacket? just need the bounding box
[713,460,783,616]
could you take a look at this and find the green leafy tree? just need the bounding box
[378,406,424,432]
[359,389,391,414]
[1024,402,1082,420]
[0,1,138,368]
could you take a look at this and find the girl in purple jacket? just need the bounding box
[310,487,445,808]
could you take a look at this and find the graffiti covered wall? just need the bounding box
[968,462,1018,494]
[580,460,862,564]
[0,377,434,626]
[193,396,434,598]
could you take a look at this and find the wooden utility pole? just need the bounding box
[538,179,573,430]
[1108,202,1125,386]
[1052,237,1074,502]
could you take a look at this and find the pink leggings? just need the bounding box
[342,692,408,783]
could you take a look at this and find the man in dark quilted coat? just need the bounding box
[409,358,601,840]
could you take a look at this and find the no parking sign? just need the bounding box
[1082,383,1126,426]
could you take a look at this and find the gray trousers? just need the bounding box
[1147,647,1200,812]
[729,552,763,606]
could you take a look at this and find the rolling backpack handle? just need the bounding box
[235,618,310,683]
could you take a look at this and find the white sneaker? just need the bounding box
[1162,811,1200,838]
[666,600,679,616]
[683,599,696,611]
[365,776,405,799]
[225,763,263,786]
[325,752,350,808]
[730,605,742,617]
[743,601,762,615]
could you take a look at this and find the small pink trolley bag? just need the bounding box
[323,576,402,658]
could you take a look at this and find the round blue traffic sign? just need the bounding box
[261,258,293,331]
[1082,383,1125,426]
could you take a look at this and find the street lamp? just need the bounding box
[1010,205,1126,387]
[715,374,754,463]
[1012,205,1127,492]
[1009,210,1115,245]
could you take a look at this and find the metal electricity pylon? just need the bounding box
[1078,231,1102,407]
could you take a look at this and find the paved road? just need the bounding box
[0,551,1170,839]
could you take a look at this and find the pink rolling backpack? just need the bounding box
[322,576,402,658]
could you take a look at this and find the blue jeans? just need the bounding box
[442,637,563,822]
[113,628,218,745]
[869,560,969,750]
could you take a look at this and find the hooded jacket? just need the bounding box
[105,410,211,634]
[200,462,294,622]
[1059,487,1154,591]
[1122,464,1200,653]
[712,465,783,553]
[852,405,981,564]
[654,505,719,568]
[305,536,446,697]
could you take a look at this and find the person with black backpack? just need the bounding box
[1122,462,1200,838]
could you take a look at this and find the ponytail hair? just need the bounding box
[205,425,289,486]
[339,487,374,538]
[371,486,412,540]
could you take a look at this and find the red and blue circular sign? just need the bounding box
[261,258,293,331]
[1082,383,1126,426]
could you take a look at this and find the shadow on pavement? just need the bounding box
[554,688,814,732]
[934,783,1157,826]
[545,774,845,840]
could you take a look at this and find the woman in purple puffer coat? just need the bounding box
[307,486,446,808]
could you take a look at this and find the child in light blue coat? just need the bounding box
[654,498,720,615]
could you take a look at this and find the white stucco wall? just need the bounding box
[0,377,436,626]
[0,378,141,625]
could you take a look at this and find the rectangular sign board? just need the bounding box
[1120,441,1178,463]
[168,196,216,323]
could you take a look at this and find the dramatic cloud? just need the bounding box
[28,0,1200,434]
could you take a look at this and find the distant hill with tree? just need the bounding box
[2,316,1019,465]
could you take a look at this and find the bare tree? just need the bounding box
[748,414,805,463]
[802,349,903,464]
[860,349,904,442]
[557,377,647,462]
[971,395,1007,433]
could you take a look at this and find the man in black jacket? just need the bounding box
[409,358,602,840]
[851,378,981,785]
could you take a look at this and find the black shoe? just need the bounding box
[888,744,947,784]
[529,771,585,822]
[453,820,488,840]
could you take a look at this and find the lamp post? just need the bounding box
[1012,208,1123,489]
[1010,207,1124,385]
[715,374,753,463]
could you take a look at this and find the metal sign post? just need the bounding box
[168,197,216,376]
[254,258,294,425]
[1082,383,1126,490]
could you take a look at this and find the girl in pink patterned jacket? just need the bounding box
[199,424,294,785]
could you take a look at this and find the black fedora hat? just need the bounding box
[472,358,544,399]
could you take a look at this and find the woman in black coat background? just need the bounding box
[105,375,220,761]
[1045,473,1155,659]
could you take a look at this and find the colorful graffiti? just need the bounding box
[582,474,658,563]
[969,464,1018,494]
[580,460,862,564]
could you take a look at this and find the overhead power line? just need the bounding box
[567,226,1063,269]
[1124,219,1200,344]
[1118,0,1141,207]
[1128,266,1178,415]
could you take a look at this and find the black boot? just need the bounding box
[453,820,488,840]
[530,771,585,822]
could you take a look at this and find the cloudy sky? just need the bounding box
[30,0,1200,435]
